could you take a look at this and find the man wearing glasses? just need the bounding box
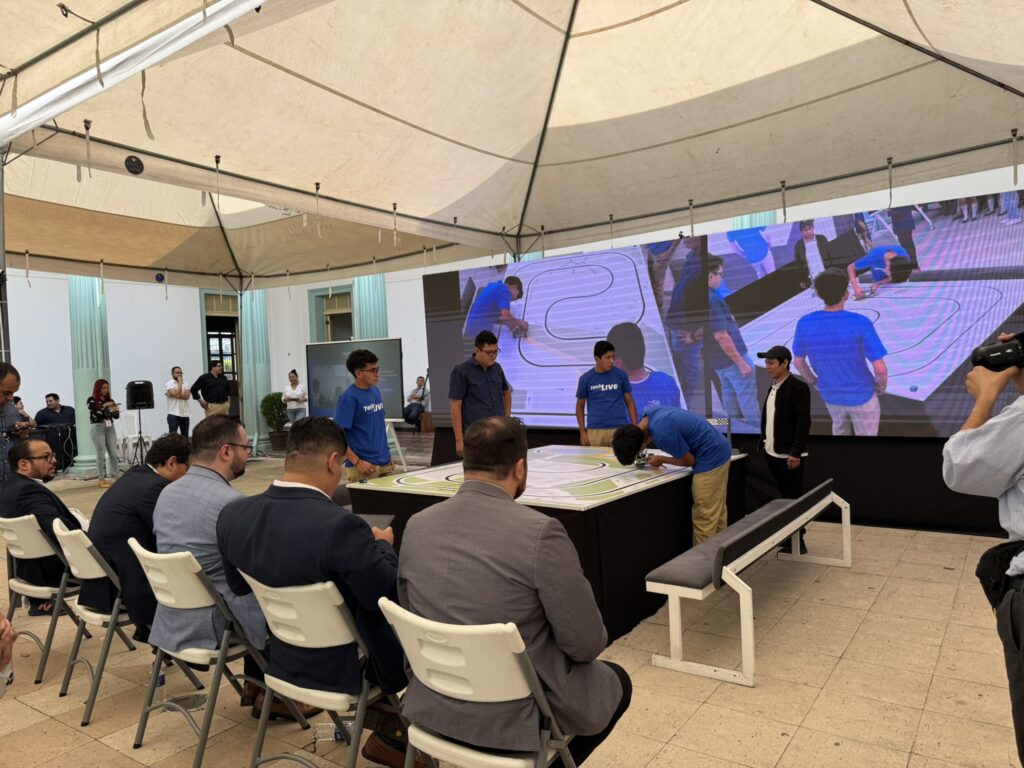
[334,349,394,483]
[449,331,512,457]
[149,415,271,710]
[0,438,83,615]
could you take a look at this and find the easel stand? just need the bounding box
[385,419,408,472]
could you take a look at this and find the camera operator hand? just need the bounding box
[961,335,1024,431]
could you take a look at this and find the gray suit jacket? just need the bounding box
[397,481,622,752]
[149,466,266,652]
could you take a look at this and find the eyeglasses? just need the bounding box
[359,367,381,375]
[480,348,500,357]
[28,452,56,462]
[227,442,253,454]
[709,270,724,277]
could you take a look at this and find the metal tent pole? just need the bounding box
[0,155,10,362]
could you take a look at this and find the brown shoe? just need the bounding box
[251,691,322,721]
[362,732,431,768]
[241,681,261,707]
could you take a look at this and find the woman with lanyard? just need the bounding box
[87,379,120,488]
[281,369,308,425]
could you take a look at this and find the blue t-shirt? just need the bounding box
[646,406,731,474]
[575,367,632,429]
[465,281,512,337]
[333,384,390,466]
[726,227,770,263]
[708,291,747,371]
[792,310,887,407]
[854,245,909,282]
[630,371,681,414]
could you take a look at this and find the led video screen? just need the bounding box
[425,192,1024,437]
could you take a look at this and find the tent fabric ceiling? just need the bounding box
[2,0,1024,286]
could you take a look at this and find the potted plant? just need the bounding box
[261,392,289,451]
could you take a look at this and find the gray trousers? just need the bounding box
[997,588,1024,765]
[90,422,120,478]
[824,394,880,436]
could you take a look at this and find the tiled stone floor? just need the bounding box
[2,446,1019,767]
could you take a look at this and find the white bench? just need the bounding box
[645,479,851,687]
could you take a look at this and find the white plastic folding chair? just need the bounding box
[1,514,84,683]
[238,571,386,768]
[378,598,576,768]
[52,519,138,725]
[128,538,308,768]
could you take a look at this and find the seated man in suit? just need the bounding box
[79,434,191,642]
[399,416,632,767]
[0,438,83,615]
[218,417,411,766]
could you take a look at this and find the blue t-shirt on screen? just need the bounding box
[708,292,748,371]
[576,367,631,429]
[465,281,512,336]
[646,406,731,474]
[792,310,887,407]
[333,384,390,466]
[854,245,909,282]
[726,227,770,264]
[630,371,681,414]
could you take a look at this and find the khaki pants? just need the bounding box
[587,429,618,448]
[346,461,396,484]
[691,461,730,545]
[204,401,230,418]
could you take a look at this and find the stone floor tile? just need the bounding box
[824,657,933,709]
[935,645,1009,689]
[671,703,794,768]
[706,674,820,725]
[925,675,1014,729]
[745,642,839,688]
[778,726,911,768]
[584,730,664,768]
[645,743,748,768]
[0,718,94,768]
[913,710,1018,768]
[802,690,922,751]
[844,632,940,674]
[617,686,701,742]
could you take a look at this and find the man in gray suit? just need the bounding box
[398,416,631,765]
[149,415,269,705]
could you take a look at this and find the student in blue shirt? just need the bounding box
[464,276,528,341]
[846,244,914,300]
[707,257,761,432]
[726,225,774,278]
[793,269,888,436]
[334,349,393,482]
[575,340,638,447]
[607,321,683,413]
[612,406,732,544]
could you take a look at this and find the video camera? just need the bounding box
[971,333,1024,372]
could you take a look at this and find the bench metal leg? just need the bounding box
[777,493,852,568]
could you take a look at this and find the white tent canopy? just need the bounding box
[2,0,1024,287]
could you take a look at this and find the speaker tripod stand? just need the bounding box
[128,410,151,467]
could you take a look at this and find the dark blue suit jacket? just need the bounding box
[0,473,81,587]
[216,483,406,694]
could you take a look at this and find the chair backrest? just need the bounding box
[0,514,60,560]
[128,537,214,609]
[53,519,112,583]
[378,597,534,704]
[238,571,360,650]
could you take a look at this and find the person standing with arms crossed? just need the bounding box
[449,330,511,457]
[576,340,637,447]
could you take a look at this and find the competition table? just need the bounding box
[348,445,747,640]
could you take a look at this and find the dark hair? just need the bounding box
[612,425,646,466]
[345,349,379,375]
[606,322,645,370]
[209,360,223,372]
[288,369,298,377]
[285,417,347,468]
[814,268,850,306]
[171,366,181,374]
[0,362,20,382]
[474,330,498,349]
[190,415,243,461]
[462,416,527,478]
[8,438,43,472]
[593,340,615,358]
[799,220,814,230]
[45,393,59,401]
[707,256,724,273]
[12,396,21,404]
[91,379,110,402]
[504,276,524,296]
[890,256,914,284]
[146,434,191,468]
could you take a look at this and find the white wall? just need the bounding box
[386,271,428,392]
[7,270,73,415]
[266,280,317,393]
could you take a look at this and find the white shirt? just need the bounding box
[803,238,826,280]
[272,479,328,498]
[283,384,308,412]
[165,379,190,417]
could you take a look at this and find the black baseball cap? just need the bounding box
[756,345,792,362]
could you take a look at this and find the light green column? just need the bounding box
[353,273,388,339]
[731,211,778,229]
[519,251,544,261]
[240,288,272,451]
[68,276,110,477]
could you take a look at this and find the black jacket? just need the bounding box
[0,473,81,587]
[79,465,168,632]
[760,375,811,457]
[792,235,832,285]
[217,484,407,695]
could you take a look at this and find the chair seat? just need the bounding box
[164,644,248,666]
[407,724,556,768]
[68,598,135,628]
[263,673,378,713]
[8,578,81,600]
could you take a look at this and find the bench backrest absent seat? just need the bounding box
[645,479,851,688]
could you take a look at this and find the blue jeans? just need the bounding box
[167,414,190,436]
[715,355,761,431]
[90,423,120,478]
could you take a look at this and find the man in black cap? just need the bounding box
[756,345,811,554]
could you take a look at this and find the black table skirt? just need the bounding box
[349,456,747,640]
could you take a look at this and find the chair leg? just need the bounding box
[174,658,205,691]
[346,677,371,768]
[115,624,136,652]
[191,631,232,768]
[134,649,164,749]
[5,592,15,622]
[35,573,70,683]
[248,682,275,768]
[404,742,416,768]
[59,618,87,696]
[82,600,122,726]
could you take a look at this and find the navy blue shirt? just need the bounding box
[646,406,731,474]
[334,384,390,466]
[708,291,748,371]
[449,357,510,430]
[793,310,887,407]
[575,367,632,429]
